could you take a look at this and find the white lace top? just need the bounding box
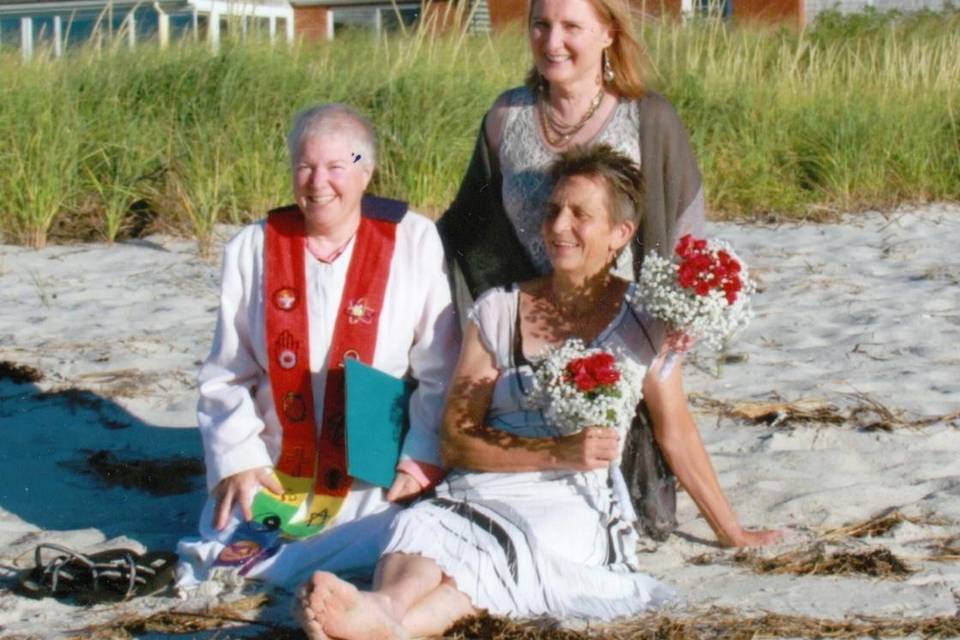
[497,86,642,278]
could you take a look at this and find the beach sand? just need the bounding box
[0,205,958,637]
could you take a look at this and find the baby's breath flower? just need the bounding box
[634,238,756,351]
[530,339,645,436]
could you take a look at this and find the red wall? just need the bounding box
[488,0,527,30]
[488,0,684,29]
[733,0,802,26]
[294,6,330,40]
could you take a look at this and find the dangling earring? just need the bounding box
[603,49,615,83]
[536,70,548,95]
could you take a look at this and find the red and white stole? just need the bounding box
[261,196,406,537]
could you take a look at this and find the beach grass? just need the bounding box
[0,7,958,248]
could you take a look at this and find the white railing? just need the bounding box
[3,0,295,61]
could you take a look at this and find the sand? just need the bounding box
[0,205,958,637]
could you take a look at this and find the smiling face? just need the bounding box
[292,132,372,237]
[529,0,614,89]
[543,174,634,279]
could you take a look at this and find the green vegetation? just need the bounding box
[1,7,958,249]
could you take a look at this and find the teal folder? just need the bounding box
[345,359,412,489]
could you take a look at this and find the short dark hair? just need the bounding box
[548,144,644,227]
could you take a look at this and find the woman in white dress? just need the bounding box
[297,145,780,639]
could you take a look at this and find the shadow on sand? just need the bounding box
[0,373,206,552]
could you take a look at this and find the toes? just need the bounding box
[295,597,329,640]
[303,620,330,640]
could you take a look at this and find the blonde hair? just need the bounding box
[525,0,648,99]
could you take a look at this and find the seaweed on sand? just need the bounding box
[928,534,960,561]
[690,543,914,578]
[0,360,44,384]
[61,449,204,496]
[69,602,960,639]
[447,609,960,639]
[824,508,947,539]
[735,544,915,578]
[67,594,291,638]
[689,392,960,430]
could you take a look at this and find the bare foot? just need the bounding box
[305,571,407,640]
[295,581,330,640]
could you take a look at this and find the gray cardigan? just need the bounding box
[437,89,705,306]
[436,90,705,540]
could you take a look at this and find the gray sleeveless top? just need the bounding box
[497,86,642,279]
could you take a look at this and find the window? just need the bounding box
[331,4,422,37]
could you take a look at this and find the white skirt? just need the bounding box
[384,468,675,620]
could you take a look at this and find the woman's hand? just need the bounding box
[385,471,423,503]
[718,526,784,548]
[555,427,620,471]
[212,467,283,531]
[663,328,696,354]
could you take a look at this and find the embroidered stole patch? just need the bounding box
[254,203,399,539]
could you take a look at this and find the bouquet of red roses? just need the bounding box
[635,234,756,376]
[530,339,645,435]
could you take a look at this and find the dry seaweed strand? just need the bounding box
[68,595,280,638]
[928,534,960,561]
[734,544,915,578]
[823,508,947,540]
[447,613,584,640]
[688,392,846,426]
[0,360,44,384]
[688,543,914,578]
[68,604,960,640]
[689,392,960,429]
[75,367,171,398]
[446,609,960,640]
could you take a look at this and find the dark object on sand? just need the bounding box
[17,543,177,603]
[620,402,677,541]
[0,361,43,384]
[81,449,204,496]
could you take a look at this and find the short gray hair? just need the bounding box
[548,144,644,227]
[287,103,377,170]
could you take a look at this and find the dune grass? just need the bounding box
[0,7,958,248]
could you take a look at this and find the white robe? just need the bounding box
[177,210,459,590]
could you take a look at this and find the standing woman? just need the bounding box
[438,0,705,538]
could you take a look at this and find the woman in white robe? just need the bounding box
[176,104,459,591]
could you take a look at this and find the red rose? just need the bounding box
[723,279,742,304]
[595,367,620,385]
[678,263,697,287]
[691,254,712,274]
[573,367,599,392]
[590,353,620,385]
[676,234,695,258]
[565,353,620,392]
